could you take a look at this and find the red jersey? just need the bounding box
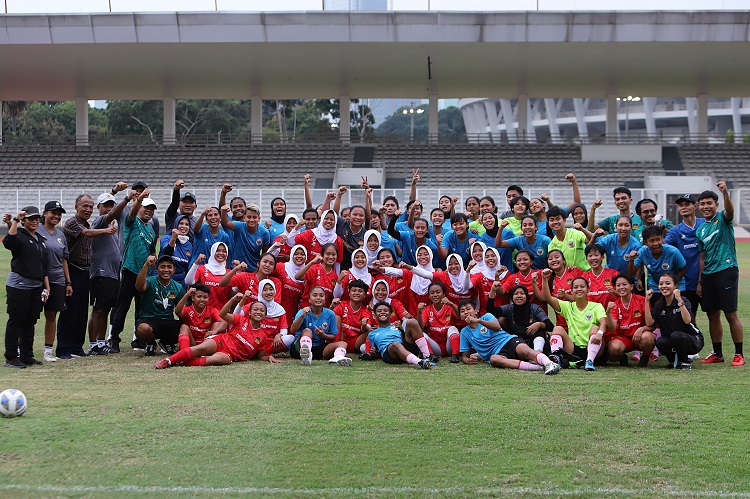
[333,301,373,342]
[179,304,222,344]
[611,293,647,338]
[501,271,535,305]
[301,263,338,308]
[393,269,429,317]
[294,230,344,264]
[273,235,292,261]
[473,273,495,315]
[421,303,454,353]
[370,272,409,306]
[338,272,373,303]
[192,265,230,312]
[550,267,583,328]
[432,271,482,328]
[229,272,282,302]
[215,314,267,362]
[273,262,305,325]
[583,267,619,308]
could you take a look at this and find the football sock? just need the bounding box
[713,342,723,359]
[735,342,743,356]
[586,337,602,362]
[533,336,546,352]
[536,353,552,366]
[360,343,367,354]
[300,336,313,350]
[334,347,346,358]
[178,333,191,351]
[449,332,461,355]
[44,345,53,354]
[168,347,196,365]
[184,357,207,367]
[549,334,563,352]
[414,337,431,357]
[519,361,542,371]
[406,353,420,365]
[89,340,97,350]
[364,338,372,353]
[281,335,296,348]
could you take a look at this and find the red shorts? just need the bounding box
[344,336,359,353]
[605,334,634,352]
[211,334,257,362]
[262,336,288,355]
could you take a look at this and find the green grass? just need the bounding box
[1,245,749,497]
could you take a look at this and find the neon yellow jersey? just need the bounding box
[548,228,590,271]
[557,300,605,348]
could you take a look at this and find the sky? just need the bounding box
[4,0,749,14]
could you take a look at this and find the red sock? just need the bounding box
[184,357,207,367]
[178,333,191,351]
[449,333,461,355]
[365,338,372,354]
[168,347,196,365]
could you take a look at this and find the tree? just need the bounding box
[2,101,28,134]
[376,105,466,143]
[311,98,376,141]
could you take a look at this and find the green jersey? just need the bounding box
[598,213,644,235]
[140,275,185,321]
[697,210,737,275]
[122,216,157,274]
[557,300,606,348]
[548,228,590,271]
[468,220,486,236]
[502,217,523,237]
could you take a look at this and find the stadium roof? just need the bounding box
[1,11,750,100]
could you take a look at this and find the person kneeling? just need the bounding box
[457,300,560,375]
[155,293,279,368]
[135,255,186,356]
[361,303,435,369]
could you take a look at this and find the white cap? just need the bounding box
[141,197,157,209]
[97,193,116,205]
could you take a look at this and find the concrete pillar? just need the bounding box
[544,98,560,143]
[484,100,501,142]
[251,95,262,144]
[731,97,743,143]
[428,94,439,144]
[339,95,350,144]
[517,94,528,143]
[163,97,176,145]
[697,93,708,142]
[75,97,89,146]
[606,94,618,143]
[573,98,589,141]
[643,97,657,137]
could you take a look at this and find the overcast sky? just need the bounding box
[5,0,749,14]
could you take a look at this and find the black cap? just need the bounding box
[132,180,148,190]
[180,191,196,202]
[21,206,41,218]
[44,200,66,213]
[675,194,697,204]
[156,255,175,266]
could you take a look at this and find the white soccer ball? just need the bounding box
[0,388,27,418]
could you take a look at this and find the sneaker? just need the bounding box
[164,344,177,355]
[107,338,121,354]
[450,353,460,364]
[418,359,435,370]
[731,354,745,367]
[700,353,724,364]
[88,345,108,356]
[328,355,352,366]
[688,353,701,361]
[70,351,89,358]
[155,340,167,354]
[132,339,147,352]
[154,358,171,369]
[676,362,692,370]
[299,343,312,366]
[427,354,440,364]
[649,353,659,362]
[543,361,561,375]
[44,352,58,362]
[584,359,596,372]
[4,358,27,368]
[58,353,75,360]
[21,357,42,366]
[145,344,156,357]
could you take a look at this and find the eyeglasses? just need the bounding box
[641,209,656,214]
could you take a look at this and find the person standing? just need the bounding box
[665,194,705,320]
[165,179,198,241]
[697,181,745,366]
[3,207,49,368]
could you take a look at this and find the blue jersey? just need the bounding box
[476,229,515,269]
[267,220,286,241]
[596,233,642,275]
[633,243,686,292]
[367,324,404,356]
[192,224,233,266]
[398,231,438,267]
[293,307,337,347]
[665,218,705,290]
[379,231,401,261]
[459,313,516,363]
[228,222,270,272]
[506,234,552,270]
[441,230,472,266]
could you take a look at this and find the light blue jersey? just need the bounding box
[441,230,472,266]
[228,222,270,272]
[506,234,552,270]
[293,307,337,347]
[459,313,516,363]
[633,243,686,292]
[367,324,403,356]
[595,233,642,275]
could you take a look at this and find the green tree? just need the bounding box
[2,101,28,134]
[376,105,466,143]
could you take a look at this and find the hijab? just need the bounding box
[270,197,286,224]
[371,279,391,305]
[446,253,471,295]
[410,245,435,296]
[284,244,307,283]
[482,247,502,282]
[174,214,191,245]
[363,229,383,268]
[469,241,488,275]
[281,213,299,237]
[205,242,228,276]
[257,278,286,318]
[509,284,532,332]
[348,248,372,286]
[482,213,500,238]
[313,209,339,246]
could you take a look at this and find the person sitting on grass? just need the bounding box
[416,282,461,363]
[174,284,226,348]
[359,302,435,369]
[488,284,554,353]
[604,274,655,368]
[333,279,373,356]
[155,293,279,368]
[457,300,560,375]
[289,286,351,366]
[538,269,607,372]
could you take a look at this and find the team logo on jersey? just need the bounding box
[536,248,544,255]
[254,335,261,344]
[604,279,611,286]
[445,313,451,321]
[357,239,364,245]
[397,278,403,283]
[186,250,191,257]
[632,224,640,229]
[321,322,328,329]
[623,254,631,261]
[585,312,593,321]
[514,278,521,285]
[633,310,642,317]
[203,317,211,324]
[713,219,718,225]
[390,326,398,331]
[662,263,669,270]
[566,278,573,285]
[256,238,263,246]
[57,237,63,245]
[681,234,686,239]
[567,241,575,248]
[168,293,176,299]
[480,326,488,334]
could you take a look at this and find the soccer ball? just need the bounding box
[0,388,27,418]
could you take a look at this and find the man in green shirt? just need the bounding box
[696,181,744,367]
[134,255,185,356]
[591,187,644,236]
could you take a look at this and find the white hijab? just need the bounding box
[410,245,435,296]
[371,279,391,305]
[447,253,471,295]
[482,247,502,281]
[284,244,307,283]
[282,213,299,237]
[256,278,286,318]
[205,242,228,276]
[363,229,383,268]
[313,209,338,246]
[348,248,372,286]
[469,241,488,275]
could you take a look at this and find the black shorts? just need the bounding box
[381,338,420,364]
[701,267,738,313]
[289,342,326,360]
[136,318,181,343]
[90,276,119,310]
[497,337,525,360]
[43,284,67,313]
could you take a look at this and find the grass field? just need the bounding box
[1,245,749,498]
